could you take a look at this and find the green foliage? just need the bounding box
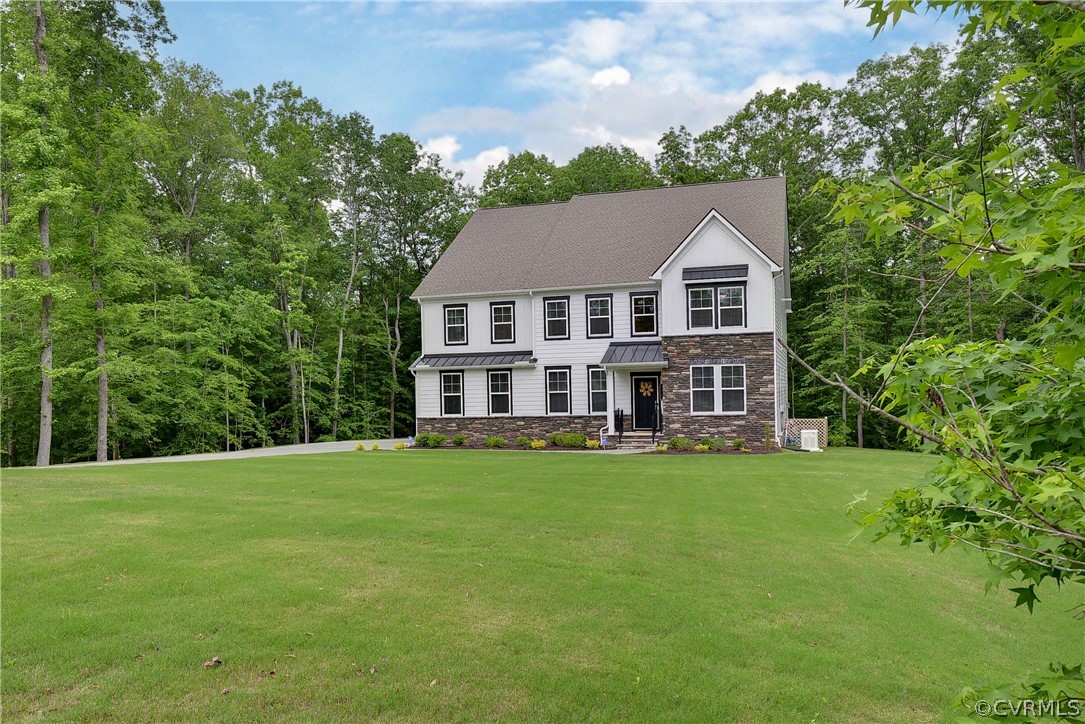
[585,439,601,450]
[732,439,747,451]
[694,444,709,453]
[528,439,547,450]
[548,432,586,449]
[668,437,695,452]
[370,443,379,451]
[414,433,446,448]
[355,443,367,451]
[655,444,668,453]
[827,431,848,448]
[698,437,728,451]
[392,442,405,450]
[484,436,506,448]
[451,433,469,447]
[515,436,531,448]
[763,423,774,450]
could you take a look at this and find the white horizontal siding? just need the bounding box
[420,293,533,355]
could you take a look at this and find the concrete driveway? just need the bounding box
[50,439,406,468]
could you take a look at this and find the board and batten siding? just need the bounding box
[773,272,790,440]
[658,217,776,337]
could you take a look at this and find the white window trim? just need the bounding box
[487,369,512,416]
[687,287,715,329]
[444,305,468,346]
[588,366,608,415]
[689,363,747,416]
[490,302,515,344]
[586,295,612,339]
[717,285,745,328]
[543,297,570,341]
[630,293,657,337]
[545,367,572,415]
[440,371,465,417]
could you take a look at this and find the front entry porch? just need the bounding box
[598,341,667,446]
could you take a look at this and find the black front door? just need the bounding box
[631,374,659,430]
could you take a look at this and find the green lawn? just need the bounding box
[2,448,1079,721]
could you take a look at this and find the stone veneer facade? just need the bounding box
[659,332,776,442]
[417,332,776,443]
[415,415,605,442]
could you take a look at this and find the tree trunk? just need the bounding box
[95,282,108,462]
[34,0,52,468]
[331,248,359,439]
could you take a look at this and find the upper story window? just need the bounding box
[586,295,612,338]
[630,293,657,336]
[544,297,570,340]
[689,363,746,415]
[444,305,467,346]
[490,302,515,344]
[718,286,744,327]
[686,284,745,329]
[441,371,464,416]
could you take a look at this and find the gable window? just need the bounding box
[588,366,608,414]
[688,288,715,329]
[444,304,467,346]
[718,286,744,327]
[490,302,515,344]
[689,363,746,415]
[441,371,464,416]
[544,297,570,340]
[488,370,512,415]
[586,295,612,338]
[546,367,571,414]
[631,293,657,336]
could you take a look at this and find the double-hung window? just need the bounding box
[630,293,657,336]
[490,302,515,344]
[544,297,570,340]
[718,286,744,327]
[588,367,608,414]
[441,371,464,416]
[586,295,612,338]
[688,287,715,329]
[546,367,571,414]
[444,304,467,345]
[488,370,512,415]
[689,363,746,414]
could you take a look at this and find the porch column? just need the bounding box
[606,367,615,435]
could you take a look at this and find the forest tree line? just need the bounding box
[2,1,1079,465]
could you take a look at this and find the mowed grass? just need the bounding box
[1,449,1079,722]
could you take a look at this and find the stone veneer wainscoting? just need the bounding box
[416,415,606,442]
[659,332,776,442]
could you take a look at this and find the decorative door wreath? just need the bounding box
[639,380,654,397]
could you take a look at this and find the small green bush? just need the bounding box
[516,436,531,448]
[415,433,446,448]
[529,439,547,450]
[763,422,774,449]
[371,443,379,451]
[452,433,470,447]
[655,444,668,453]
[585,439,601,450]
[355,442,368,451]
[732,438,747,450]
[828,432,846,447]
[484,436,507,448]
[668,436,695,451]
[548,432,587,448]
[694,444,709,453]
[393,442,406,450]
[699,437,727,451]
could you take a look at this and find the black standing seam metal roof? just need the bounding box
[414,351,534,368]
[599,342,666,365]
[682,264,749,281]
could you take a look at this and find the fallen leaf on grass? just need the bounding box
[430,679,437,687]
[203,657,224,669]
[285,653,296,658]
[221,688,230,695]
[305,632,315,637]
[134,654,143,660]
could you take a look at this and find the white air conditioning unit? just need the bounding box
[800,429,822,452]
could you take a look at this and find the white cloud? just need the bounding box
[421,135,509,188]
[590,65,631,88]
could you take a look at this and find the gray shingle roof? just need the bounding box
[413,177,788,298]
[411,351,534,369]
[599,342,666,366]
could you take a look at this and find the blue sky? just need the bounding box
[161,1,961,185]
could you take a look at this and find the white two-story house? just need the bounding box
[409,177,791,446]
